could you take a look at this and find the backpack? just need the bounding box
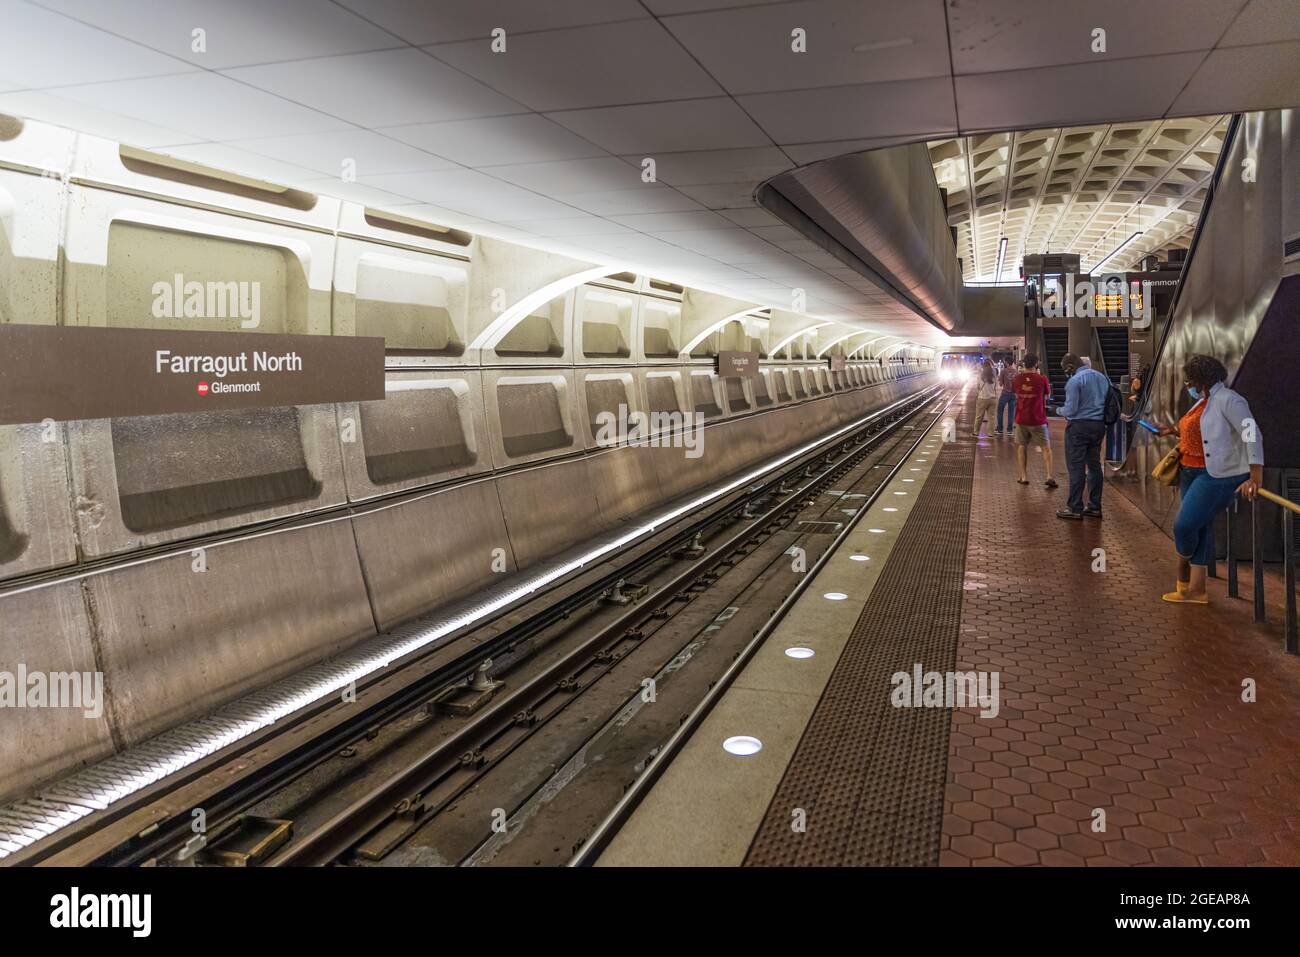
[1103,380,1122,426]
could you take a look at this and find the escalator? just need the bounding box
[1041,327,1069,403]
[1094,327,1130,387]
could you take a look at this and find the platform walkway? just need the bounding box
[596,390,1300,866]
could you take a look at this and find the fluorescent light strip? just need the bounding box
[1092,230,1143,273]
[0,386,939,859]
[994,236,1008,281]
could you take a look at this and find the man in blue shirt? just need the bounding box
[1056,352,1111,520]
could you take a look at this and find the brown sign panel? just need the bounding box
[827,355,846,372]
[716,350,759,379]
[0,325,386,426]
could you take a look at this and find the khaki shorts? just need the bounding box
[1014,424,1050,448]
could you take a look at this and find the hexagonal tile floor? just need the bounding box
[942,420,1300,866]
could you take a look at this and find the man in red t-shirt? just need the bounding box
[1011,354,1058,489]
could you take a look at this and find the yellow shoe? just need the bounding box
[1162,588,1208,604]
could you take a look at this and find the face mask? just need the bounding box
[1187,386,1200,402]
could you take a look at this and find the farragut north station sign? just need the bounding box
[0,325,385,425]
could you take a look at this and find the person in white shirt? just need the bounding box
[1158,354,1263,604]
[971,359,1000,438]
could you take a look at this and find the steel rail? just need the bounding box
[269,391,946,866]
[569,389,957,865]
[14,384,942,866]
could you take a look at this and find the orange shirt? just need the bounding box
[1179,399,1207,469]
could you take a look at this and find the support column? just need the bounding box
[1068,312,1091,359]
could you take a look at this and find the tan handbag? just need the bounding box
[1151,445,1182,486]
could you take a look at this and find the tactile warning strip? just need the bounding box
[744,396,976,866]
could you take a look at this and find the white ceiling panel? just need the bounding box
[546,98,772,154]
[229,128,459,177]
[648,227,782,259]
[738,76,957,144]
[954,54,1205,133]
[607,209,737,232]
[620,146,793,185]
[32,0,399,70]
[1219,0,1300,46]
[782,135,922,164]
[2,1,194,89]
[480,156,642,194]
[379,113,605,166]
[562,185,706,216]
[55,72,353,139]
[717,207,784,228]
[337,0,649,45]
[428,20,722,112]
[1169,42,1300,117]
[500,216,635,237]
[360,168,582,220]
[947,0,1248,75]
[675,182,763,209]
[292,177,426,210]
[225,48,524,127]
[660,0,951,95]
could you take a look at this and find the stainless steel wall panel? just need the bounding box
[351,480,515,631]
[84,519,375,747]
[0,581,115,804]
[495,458,607,568]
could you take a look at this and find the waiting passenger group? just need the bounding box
[968,351,1262,606]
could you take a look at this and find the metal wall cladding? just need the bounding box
[1123,109,1299,527]
[0,581,114,805]
[766,142,963,332]
[84,519,375,748]
[350,479,516,632]
[494,456,609,568]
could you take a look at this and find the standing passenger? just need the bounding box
[1055,353,1110,520]
[1012,355,1058,489]
[971,359,999,438]
[1159,355,1263,603]
[995,358,1018,435]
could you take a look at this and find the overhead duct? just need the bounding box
[757,142,964,334]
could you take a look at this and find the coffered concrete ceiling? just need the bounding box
[931,115,1230,283]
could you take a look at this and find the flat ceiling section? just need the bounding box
[2,0,1297,344]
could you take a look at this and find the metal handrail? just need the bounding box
[1221,486,1298,654]
[1259,487,1300,516]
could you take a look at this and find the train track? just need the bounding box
[8,385,950,867]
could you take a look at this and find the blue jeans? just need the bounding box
[1175,467,1247,565]
[996,393,1016,431]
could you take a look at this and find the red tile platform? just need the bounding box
[941,419,1300,866]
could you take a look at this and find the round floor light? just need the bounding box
[849,554,870,561]
[883,507,898,512]
[823,591,848,600]
[723,735,763,756]
[868,527,885,533]
[785,646,816,659]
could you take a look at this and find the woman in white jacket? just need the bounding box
[971,359,1000,438]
